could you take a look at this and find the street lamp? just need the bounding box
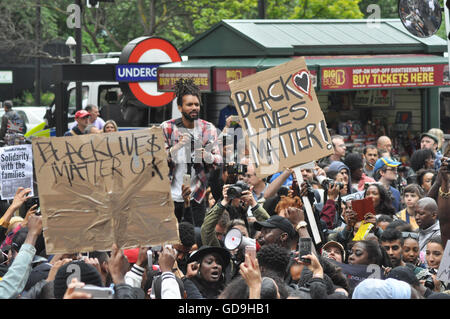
[65,36,76,63]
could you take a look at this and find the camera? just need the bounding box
[227,181,250,200]
[321,178,343,190]
[22,196,40,216]
[423,275,435,290]
[226,163,247,175]
[278,185,290,197]
[225,164,247,184]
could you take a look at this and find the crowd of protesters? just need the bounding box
[0,78,449,300]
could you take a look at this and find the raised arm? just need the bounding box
[263,168,293,199]
[437,157,450,250]
[0,187,32,228]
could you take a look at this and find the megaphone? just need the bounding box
[224,228,260,251]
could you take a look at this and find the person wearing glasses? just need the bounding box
[243,163,268,205]
[373,157,402,211]
[318,135,347,167]
[401,231,425,268]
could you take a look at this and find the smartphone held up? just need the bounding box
[298,238,312,264]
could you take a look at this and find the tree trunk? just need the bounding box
[34,0,41,105]
[149,0,156,35]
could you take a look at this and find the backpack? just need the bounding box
[5,111,26,135]
[3,111,27,145]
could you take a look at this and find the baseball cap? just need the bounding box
[253,215,296,239]
[373,157,402,174]
[75,110,90,119]
[322,240,346,260]
[420,132,438,144]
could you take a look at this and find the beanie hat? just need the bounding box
[53,260,103,299]
[123,248,140,264]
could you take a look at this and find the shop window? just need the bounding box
[325,90,393,153]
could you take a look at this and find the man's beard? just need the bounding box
[182,111,199,122]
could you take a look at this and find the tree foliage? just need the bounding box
[0,0,369,61]
[5,0,450,61]
[289,0,364,19]
[4,0,448,61]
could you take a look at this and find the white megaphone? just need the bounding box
[224,228,260,251]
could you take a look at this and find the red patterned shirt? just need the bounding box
[160,118,222,203]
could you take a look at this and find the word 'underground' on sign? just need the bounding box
[115,64,158,82]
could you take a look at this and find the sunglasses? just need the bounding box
[402,232,419,240]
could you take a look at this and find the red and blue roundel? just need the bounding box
[119,37,181,107]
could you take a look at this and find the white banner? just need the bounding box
[0,144,34,200]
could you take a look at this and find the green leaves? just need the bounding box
[2,0,367,57]
[290,0,364,19]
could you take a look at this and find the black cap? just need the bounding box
[386,265,420,286]
[254,215,296,239]
[11,228,28,253]
[25,263,51,291]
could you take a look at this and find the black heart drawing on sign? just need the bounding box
[293,71,310,95]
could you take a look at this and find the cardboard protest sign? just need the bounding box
[0,144,34,199]
[229,57,333,177]
[32,127,176,254]
[437,240,450,284]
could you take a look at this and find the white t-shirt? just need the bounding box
[171,128,194,202]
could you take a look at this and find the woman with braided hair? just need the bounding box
[161,78,222,227]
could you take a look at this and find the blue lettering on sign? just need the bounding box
[115,64,159,82]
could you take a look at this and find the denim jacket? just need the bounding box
[0,243,36,299]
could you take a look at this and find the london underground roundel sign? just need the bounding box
[118,37,181,107]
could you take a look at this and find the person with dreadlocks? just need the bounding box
[161,78,222,227]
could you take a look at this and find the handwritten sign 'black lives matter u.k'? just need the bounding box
[229,57,333,177]
[32,127,177,254]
